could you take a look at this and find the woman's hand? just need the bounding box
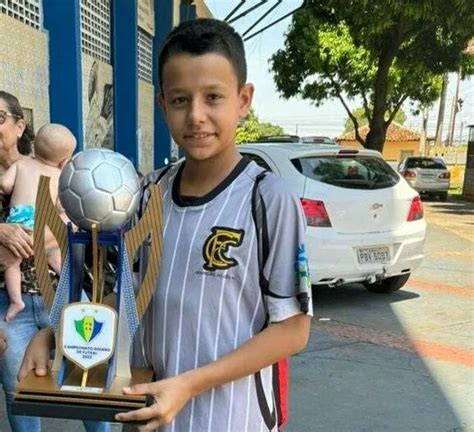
[0,223,33,258]
[115,374,193,431]
[18,327,54,381]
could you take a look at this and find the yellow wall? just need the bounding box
[338,139,420,161]
[0,14,49,131]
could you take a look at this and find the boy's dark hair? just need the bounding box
[158,18,247,91]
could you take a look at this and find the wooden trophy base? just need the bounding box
[12,364,154,423]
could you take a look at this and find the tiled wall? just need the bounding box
[0,14,49,133]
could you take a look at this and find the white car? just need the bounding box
[238,143,426,293]
[398,156,450,201]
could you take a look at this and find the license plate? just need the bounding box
[357,247,390,264]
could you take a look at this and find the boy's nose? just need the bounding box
[187,99,206,125]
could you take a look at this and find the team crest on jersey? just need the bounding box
[202,226,244,271]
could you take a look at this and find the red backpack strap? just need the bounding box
[274,359,289,429]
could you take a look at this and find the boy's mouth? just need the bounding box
[184,132,215,139]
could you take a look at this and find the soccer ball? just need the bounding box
[58,149,140,232]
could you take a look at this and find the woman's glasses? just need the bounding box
[0,110,21,125]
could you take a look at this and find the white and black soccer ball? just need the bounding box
[58,149,140,232]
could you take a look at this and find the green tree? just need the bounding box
[235,108,284,144]
[271,0,474,151]
[343,106,407,132]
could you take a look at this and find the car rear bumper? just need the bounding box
[407,180,449,193]
[307,220,426,285]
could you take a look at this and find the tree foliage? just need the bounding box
[271,0,474,151]
[235,108,284,144]
[344,106,406,132]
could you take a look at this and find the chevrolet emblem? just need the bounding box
[371,203,383,211]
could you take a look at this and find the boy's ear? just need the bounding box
[157,93,167,116]
[238,83,254,118]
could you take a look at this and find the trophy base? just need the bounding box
[12,365,154,423]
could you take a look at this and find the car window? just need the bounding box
[241,152,272,171]
[291,156,399,190]
[405,158,446,169]
[301,136,337,145]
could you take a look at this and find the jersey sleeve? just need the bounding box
[259,175,313,323]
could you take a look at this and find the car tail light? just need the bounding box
[407,196,423,221]
[438,171,450,179]
[403,169,416,179]
[300,198,332,227]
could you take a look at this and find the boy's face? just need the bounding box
[160,53,253,163]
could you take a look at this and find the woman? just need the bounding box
[0,91,108,432]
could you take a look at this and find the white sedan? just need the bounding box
[238,143,426,293]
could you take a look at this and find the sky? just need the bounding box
[206,1,473,142]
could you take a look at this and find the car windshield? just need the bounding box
[291,155,399,190]
[405,158,446,169]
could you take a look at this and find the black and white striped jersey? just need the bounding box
[135,158,312,432]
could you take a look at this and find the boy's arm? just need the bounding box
[116,313,310,428]
[0,162,18,195]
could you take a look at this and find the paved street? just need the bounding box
[288,198,474,432]
[0,199,472,431]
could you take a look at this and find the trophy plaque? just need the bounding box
[12,149,163,422]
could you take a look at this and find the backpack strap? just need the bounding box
[251,171,292,301]
[252,170,311,430]
[251,170,288,432]
[137,164,172,219]
[251,171,310,312]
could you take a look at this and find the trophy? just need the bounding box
[12,149,163,423]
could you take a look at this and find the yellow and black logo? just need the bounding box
[203,226,244,271]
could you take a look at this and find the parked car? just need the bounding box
[239,142,427,293]
[397,157,450,201]
[255,135,338,145]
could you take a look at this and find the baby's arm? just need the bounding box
[0,162,18,195]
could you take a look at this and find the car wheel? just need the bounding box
[439,192,448,201]
[364,273,410,294]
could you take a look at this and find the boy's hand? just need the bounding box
[18,327,54,381]
[0,223,33,258]
[0,329,6,357]
[115,374,193,430]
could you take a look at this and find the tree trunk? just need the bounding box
[435,73,449,146]
[365,33,401,153]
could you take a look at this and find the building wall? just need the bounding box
[338,139,420,161]
[81,55,113,149]
[0,14,49,131]
[138,80,154,174]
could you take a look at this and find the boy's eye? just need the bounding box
[171,96,187,105]
[207,94,222,102]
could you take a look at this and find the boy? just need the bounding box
[19,19,312,431]
[0,123,76,321]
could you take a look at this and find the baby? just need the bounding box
[0,123,76,321]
